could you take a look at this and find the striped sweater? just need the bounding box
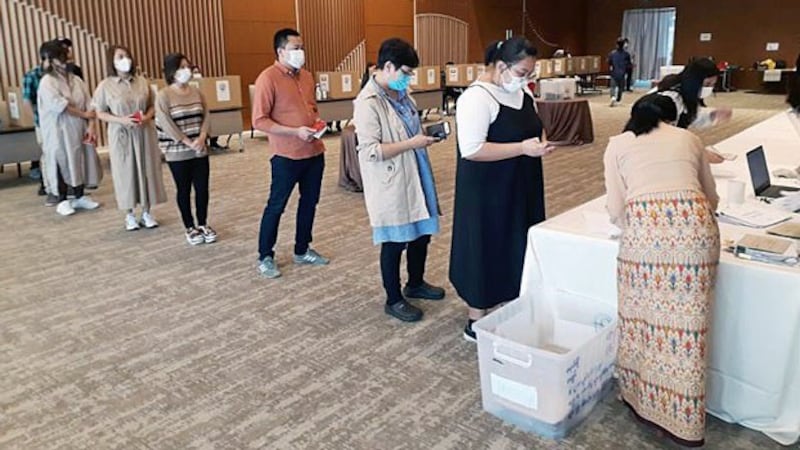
[155,85,209,162]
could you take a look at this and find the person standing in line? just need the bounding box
[94,45,167,231]
[21,42,51,200]
[56,37,84,80]
[353,38,444,322]
[451,37,555,341]
[608,37,631,106]
[155,53,217,245]
[604,93,720,447]
[252,28,329,279]
[37,41,101,216]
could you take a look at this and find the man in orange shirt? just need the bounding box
[253,28,329,279]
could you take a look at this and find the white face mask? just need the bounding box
[502,73,527,93]
[285,49,305,69]
[700,86,714,99]
[114,57,132,74]
[174,67,192,84]
[192,71,202,79]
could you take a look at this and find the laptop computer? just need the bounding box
[746,146,800,198]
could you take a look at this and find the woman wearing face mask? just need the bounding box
[155,53,216,246]
[451,37,555,341]
[37,40,102,216]
[604,93,719,447]
[353,38,443,322]
[94,46,166,231]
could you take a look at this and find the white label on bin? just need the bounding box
[427,68,436,85]
[490,374,538,410]
[410,69,418,86]
[8,92,20,120]
[466,66,475,81]
[342,74,353,92]
[319,74,330,92]
[215,80,231,102]
[448,67,459,82]
[553,59,563,73]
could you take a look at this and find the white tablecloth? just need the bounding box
[521,111,800,445]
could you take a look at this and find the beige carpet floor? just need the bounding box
[0,91,792,449]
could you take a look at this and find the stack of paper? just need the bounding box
[717,203,792,228]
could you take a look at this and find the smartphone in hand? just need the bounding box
[424,122,451,141]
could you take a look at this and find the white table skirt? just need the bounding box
[520,111,800,445]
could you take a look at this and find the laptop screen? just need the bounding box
[747,146,771,195]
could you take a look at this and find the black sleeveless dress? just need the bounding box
[449,87,546,309]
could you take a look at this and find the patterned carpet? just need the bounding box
[0,91,790,449]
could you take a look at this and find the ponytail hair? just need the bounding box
[624,93,678,136]
[484,40,502,66]
[489,36,537,67]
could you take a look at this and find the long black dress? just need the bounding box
[449,86,546,309]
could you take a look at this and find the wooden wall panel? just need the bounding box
[416,13,468,65]
[297,0,365,73]
[0,0,226,102]
[364,0,414,64]
[586,0,800,77]
[222,0,299,128]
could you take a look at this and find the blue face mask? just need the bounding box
[388,72,411,92]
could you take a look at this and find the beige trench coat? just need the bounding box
[93,75,166,210]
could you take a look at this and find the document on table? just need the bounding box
[767,221,800,239]
[717,203,792,228]
[737,234,794,255]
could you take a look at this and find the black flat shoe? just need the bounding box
[403,281,445,300]
[384,299,423,322]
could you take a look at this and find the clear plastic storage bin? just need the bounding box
[474,289,618,439]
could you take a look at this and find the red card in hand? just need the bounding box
[311,120,327,139]
[130,111,143,123]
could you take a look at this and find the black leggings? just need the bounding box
[56,167,83,201]
[380,235,430,305]
[167,157,210,229]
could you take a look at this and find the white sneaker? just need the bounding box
[125,213,140,231]
[185,228,205,246]
[141,211,159,229]
[56,200,75,216]
[197,225,217,243]
[72,195,100,210]
[610,98,617,107]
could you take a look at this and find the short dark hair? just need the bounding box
[274,28,300,54]
[624,93,678,136]
[377,38,419,70]
[56,37,73,48]
[41,41,66,73]
[39,40,56,61]
[616,37,628,49]
[489,36,537,67]
[107,45,137,77]
[163,52,189,84]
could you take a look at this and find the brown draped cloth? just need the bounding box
[338,125,363,192]
[535,99,594,146]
